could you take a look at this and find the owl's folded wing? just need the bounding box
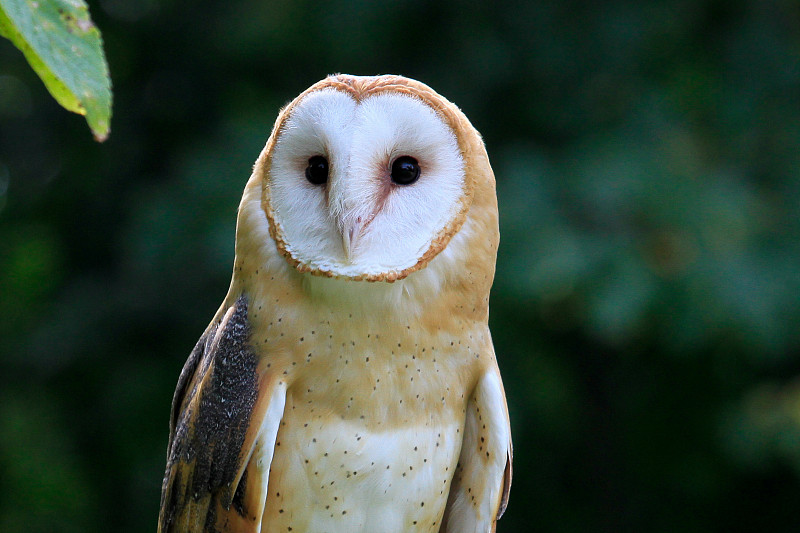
[441,364,512,532]
[158,295,287,533]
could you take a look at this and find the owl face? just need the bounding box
[262,80,469,282]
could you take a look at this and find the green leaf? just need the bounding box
[0,0,112,141]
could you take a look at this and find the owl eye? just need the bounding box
[390,156,420,185]
[305,156,329,185]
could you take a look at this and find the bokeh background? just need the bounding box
[2,0,800,531]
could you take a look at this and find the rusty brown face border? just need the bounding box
[258,74,477,283]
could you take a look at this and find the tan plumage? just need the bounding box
[158,74,512,533]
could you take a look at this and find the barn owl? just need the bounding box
[158,74,512,533]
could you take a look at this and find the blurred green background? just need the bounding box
[2,0,800,531]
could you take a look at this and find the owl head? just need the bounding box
[234,75,498,312]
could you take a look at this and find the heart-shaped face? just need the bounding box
[262,76,470,282]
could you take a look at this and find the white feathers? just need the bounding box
[302,214,478,316]
[268,88,465,279]
[268,90,355,268]
[441,370,512,532]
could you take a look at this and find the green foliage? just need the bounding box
[0,0,111,140]
[1,1,799,531]
[0,392,96,532]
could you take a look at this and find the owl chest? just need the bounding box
[259,334,473,532]
[281,331,472,423]
[264,410,462,532]
[252,310,479,423]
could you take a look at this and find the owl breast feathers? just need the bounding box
[158,74,512,533]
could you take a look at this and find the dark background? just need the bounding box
[2,0,800,531]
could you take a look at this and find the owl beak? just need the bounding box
[341,217,363,261]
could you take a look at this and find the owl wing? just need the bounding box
[158,295,287,533]
[441,362,513,532]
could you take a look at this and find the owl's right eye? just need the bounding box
[305,156,329,185]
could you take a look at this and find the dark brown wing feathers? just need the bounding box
[158,295,262,532]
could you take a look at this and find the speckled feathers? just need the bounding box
[158,74,511,533]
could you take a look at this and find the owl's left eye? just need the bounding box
[305,156,329,185]
[391,156,420,185]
